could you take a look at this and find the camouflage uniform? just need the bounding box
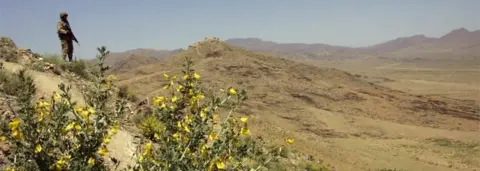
[57,12,74,62]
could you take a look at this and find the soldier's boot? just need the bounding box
[67,54,73,63]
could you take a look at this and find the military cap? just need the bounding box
[60,12,68,18]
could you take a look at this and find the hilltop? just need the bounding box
[116,38,480,170]
[102,48,183,70]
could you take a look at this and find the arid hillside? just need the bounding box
[102,48,183,70]
[115,38,480,170]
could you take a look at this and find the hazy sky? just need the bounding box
[1,0,479,58]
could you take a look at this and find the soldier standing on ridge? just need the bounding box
[57,12,79,62]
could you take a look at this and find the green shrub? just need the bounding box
[38,54,92,80]
[0,46,126,171]
[130,56,295,171]
[0,68,28,96]
[60,60,90,80]
[118,85,139,102]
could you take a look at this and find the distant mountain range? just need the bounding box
[104,28,480,69]
[226,28,480,60]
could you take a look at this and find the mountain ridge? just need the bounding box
[105,27,480,69]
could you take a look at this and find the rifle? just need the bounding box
[70,31,80,46]
[66,21,79,45]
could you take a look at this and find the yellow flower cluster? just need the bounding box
[97,120,120,157]
[8,118,23,140]
[34,101,51,122]
[50,154,72,171]
[239,116,250,136]
[74,105,96,130]
[103,120,120,145]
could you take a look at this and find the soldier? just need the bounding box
[57,12,79,62]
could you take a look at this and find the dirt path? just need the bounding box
[2,62,85,104]
[2,61,138,170]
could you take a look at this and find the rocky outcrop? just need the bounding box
[0,37,61,75]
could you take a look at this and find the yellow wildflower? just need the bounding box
[35,144,42,153]
[182,136,189,143]
[200,111,206,119]
[38,101,50,108]
[183,74,189,80]
[163,84,170,90]
[54,92,61,100]
[103,137,111,144]
[111,124,119,134]
[240,117,248,123]
[153,96,166,106]
[200,144,207,154]
[240,128,250,136]
[172,132,180,141]
[97,146,108,156]
[64,122,76,132]
[285,138,294,144]
[5,167,15,171]
[50,155,70,171]
[176,84,184,92]
[171,96,178,103]
[0,136,6,142]
[193,72,201,79]
[228,87,237,96]
[80,110,89,119]
[145,142,152,151]
[88,157,95,165]
[184,124,191,133]
[12,130,24,140]
[208,132,218,141]
[87,107,96,115]
[38,111,46,122]
[163,73,169,79]
[8,118,20,130]
[154,133,160,140]
[74,124,82,132]
[75,106,83,113]
[196,92,205,99]
[185,115,193,123]
[215,160,225,169]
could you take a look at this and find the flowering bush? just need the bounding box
[0,46,126,171]
[131,56,294,171]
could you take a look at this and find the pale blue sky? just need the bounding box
[1,0,479,59]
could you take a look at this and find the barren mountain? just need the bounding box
[225,28,480,60]
[115,39,480,170]
[103,48,183,68]
[109,54,161,74]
